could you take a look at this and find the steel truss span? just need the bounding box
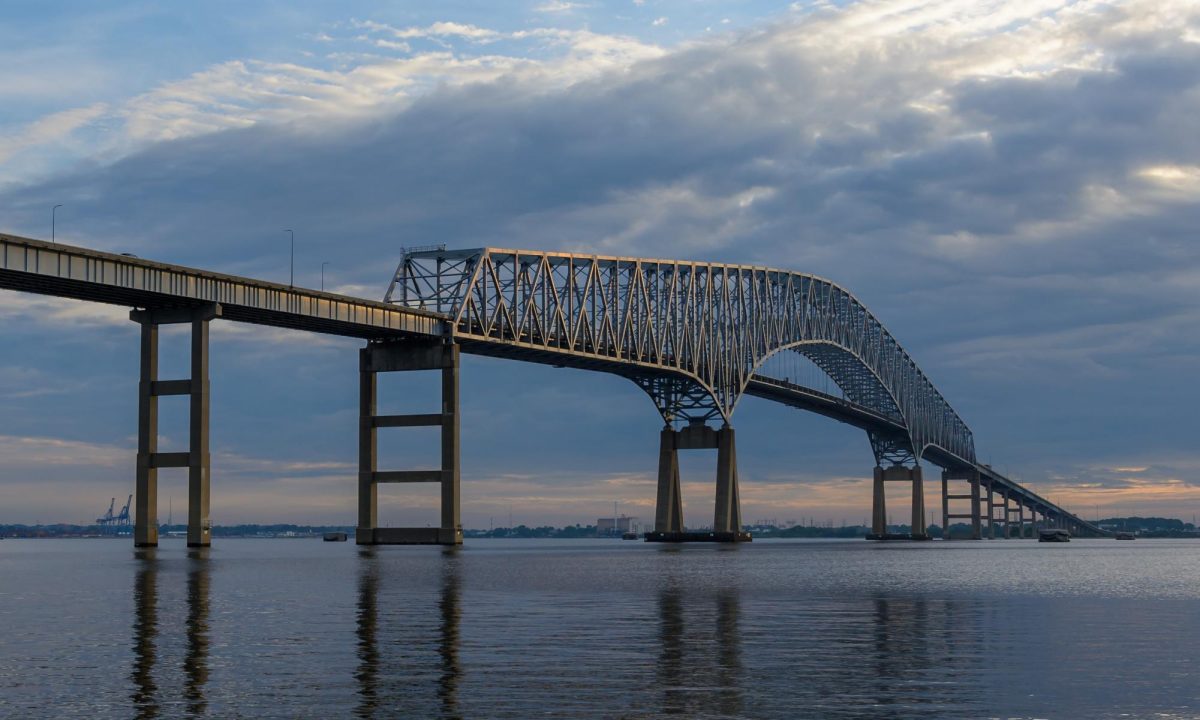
[387,247,974,467]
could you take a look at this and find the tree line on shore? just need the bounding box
[3,516,1195,539]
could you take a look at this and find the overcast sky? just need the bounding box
[1,0,1198,528]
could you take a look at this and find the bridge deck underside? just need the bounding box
[0,233,442,340]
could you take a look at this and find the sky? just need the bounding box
[1,0,1198,529]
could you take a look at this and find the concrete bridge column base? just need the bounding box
[871,466,887,537]
[868,465,927,540]
[653,426,684,535]
[940,468,983,540]
[646,423,750,543]
[713,426,742,536]
[131,304,220,548]
[356,340,462,546]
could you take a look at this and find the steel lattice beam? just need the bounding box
[387,247,976,465]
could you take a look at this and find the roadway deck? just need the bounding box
[0,233,445,339]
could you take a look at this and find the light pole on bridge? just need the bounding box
[51,204,63,244]
[283,229,294,288]
[321,261,330,292]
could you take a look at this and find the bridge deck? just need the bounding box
[0,233,444,339]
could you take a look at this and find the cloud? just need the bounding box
[0,103,108,166]
[0,22,662,185]
[0,294,131,327]
[1,0,1199,522]
[367,21,501,41]
[534,1,586,12]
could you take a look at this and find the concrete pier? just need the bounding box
[647,422,749,542]
[999,488,1012,538]
[356,339,461,545]
[871,466,887,538]
[910,466,926,540]
[987,484,997,539]
[941,468,983,540]
[713,426,742,536]
[868,465,927,540]
[131,303,220,548]
[653,426,684,535]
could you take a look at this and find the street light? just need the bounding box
[283,229,294,287]
[321,261,330,292]
[52,204,63,243]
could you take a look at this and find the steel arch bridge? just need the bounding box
[0,232,1108,545]
[387,247,973,469]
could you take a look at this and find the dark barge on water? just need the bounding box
[1038,529,1071,543]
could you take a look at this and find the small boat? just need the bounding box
[1115,531,1136,540]
[1038,529,1071,543]
[323,532,348,542]
[621,532,639,540]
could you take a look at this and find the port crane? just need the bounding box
[95,494,132,533]
[115,494,132,527]
[96,498,115,526]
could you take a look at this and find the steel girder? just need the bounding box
[386,248,976,464]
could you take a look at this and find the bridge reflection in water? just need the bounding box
[130,549,211,720]
[657,582,743,716]
[331,549,992,719]
[110,542,1190,715]
[653,587,984,718]
[354,550,462,720]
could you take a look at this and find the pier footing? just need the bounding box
[644,531,752,543]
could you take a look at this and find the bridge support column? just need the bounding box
[871,467,887,537]
[713,426,742,536]
[134,321,158,548]
[131,304,220,548]
[869,465,926,540]
[1002,490,1012,539]
[940,468,982,540]
[356,340,461,546]
[910,466,927,540]
[941,472,949,540]
[971,472,982,539]
[646,422,748,542]
[654,426,684,534]
[987,485,997,540]
[1017,503,1026,539]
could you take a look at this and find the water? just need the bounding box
[1,538,1197,719]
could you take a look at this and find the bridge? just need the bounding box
[0,232,1107,545]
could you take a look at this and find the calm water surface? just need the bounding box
[1,537,1197,719]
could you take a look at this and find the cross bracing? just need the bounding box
[386,247,976,466]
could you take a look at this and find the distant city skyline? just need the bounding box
[2,0,1199,527]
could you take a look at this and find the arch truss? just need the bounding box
[386,248,975,466]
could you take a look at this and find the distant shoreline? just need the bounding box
[3,517,1197,540]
